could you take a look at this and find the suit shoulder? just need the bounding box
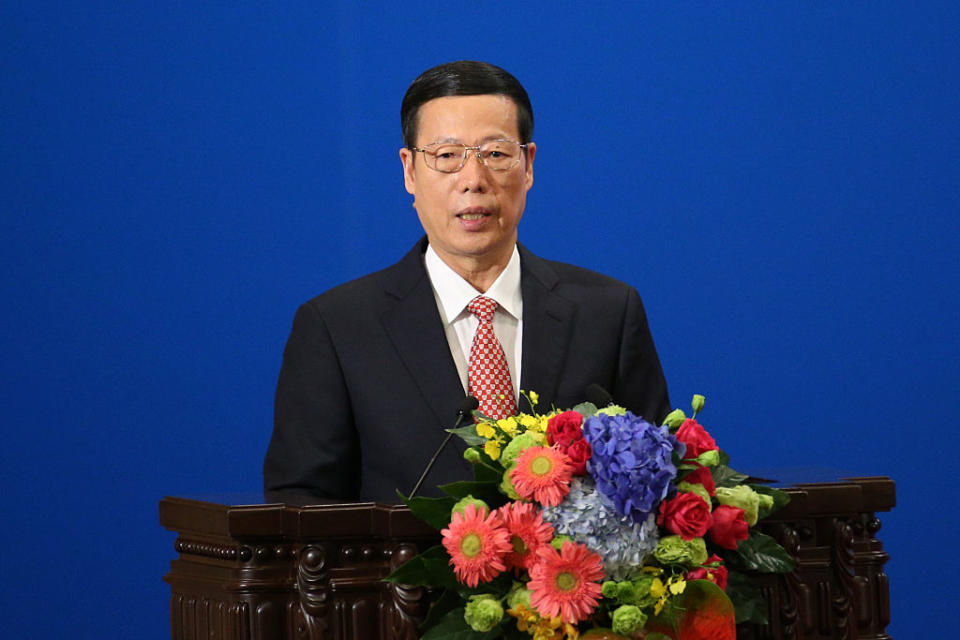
[300,264,394,310]
[299,239,426,314]
[544,258,634,288]
[523,250,640,300]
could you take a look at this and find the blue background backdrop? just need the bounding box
[3,2,957,637]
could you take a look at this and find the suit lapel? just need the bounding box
[380,239,465,426]
[379,240,576,422]
[518,245,575,408]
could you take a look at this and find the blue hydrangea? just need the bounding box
[541,477,659,581]
[583,411,684,523]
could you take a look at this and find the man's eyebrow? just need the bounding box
[425,134,514,146]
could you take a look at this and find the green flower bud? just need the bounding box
[686,536,708,566]
[615,581,637,603]
[500,466,521,499]
[630,575,657,608]
[501,433,539,468]
[691,394,705,414]
[601,580,619,598]
[550,534,572,551]
[716,485,761,526]
[506,582,532,609]
[597,404,628,417]
[654,535,708,566]
[611,605,647,636]
[463,448,481,464]
[464,594,503,632]
[663,409,687,429]
[694,449,720,468]
[676,482,711,505]
[654,535,691,565]
[451,495,489,520]
[758,493,774,510]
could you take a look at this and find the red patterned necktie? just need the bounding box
[467,296,518,420]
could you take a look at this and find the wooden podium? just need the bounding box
[160,476,894,639]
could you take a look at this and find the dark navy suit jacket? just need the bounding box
[263,238,670,502]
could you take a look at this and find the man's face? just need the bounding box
[399,94,536,271]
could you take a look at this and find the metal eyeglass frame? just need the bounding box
[409,139,530,173]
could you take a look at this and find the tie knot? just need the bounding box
[467,296,498,323]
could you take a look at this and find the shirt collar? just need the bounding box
[424,244,523,323]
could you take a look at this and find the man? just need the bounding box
[263,61,669,503]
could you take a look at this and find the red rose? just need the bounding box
[546,411,584,447]
[657,492,713,540]
[675,418,718,460]
[686,554,728,591]
[682,464,716,496]
[563,438,592,476]
[710,505,749,550]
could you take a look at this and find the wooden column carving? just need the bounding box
[295,545,329,639]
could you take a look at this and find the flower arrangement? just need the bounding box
[387,392,795,639]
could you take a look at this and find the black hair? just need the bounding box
[401,60,534,149]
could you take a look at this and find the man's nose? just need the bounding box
[458,150,488,191]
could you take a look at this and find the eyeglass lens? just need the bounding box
[427,140,522,172]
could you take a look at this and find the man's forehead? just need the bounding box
[415,94,520,142]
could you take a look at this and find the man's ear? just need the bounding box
[523,142,536,192]
[399,147,416,195]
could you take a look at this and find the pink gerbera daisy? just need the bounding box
[528,540,605,624]
[496,501,556,572]
[510,446,573,507]
[441,503,512,587]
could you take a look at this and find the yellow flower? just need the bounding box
[650,577,666,599]
[529,391,539,406]
[655,595,668,615]
[476,421,496,439]
[497,417,519,436]
[507,604,539,632]
[518,413,539,429]
[668,575,687,595]
[484,436,504,460]
[530,616,564,640]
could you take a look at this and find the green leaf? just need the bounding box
[472,459,503,484]
[420,589,465,633]
[448,424,486,447]
[384,545,459,590]
[725,570,769,625]
[420,607,501,640]
[500,623,529,640]
[572,401,599,418]
[712,464,749,488]
[735,531,797,573]
[455,572,514,601]
[718,449,731,467]
[752,484,791,520]
[440,480,505,507]
[647,579,735,637]
[400,492,457,529]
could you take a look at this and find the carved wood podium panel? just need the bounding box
[160,476,894,639]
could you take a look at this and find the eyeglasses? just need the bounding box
[410,139,529,173]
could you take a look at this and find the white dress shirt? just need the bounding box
[424,244,523,402]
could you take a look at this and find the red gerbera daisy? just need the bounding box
[510,446,573,507]
[441,503,512,587]
[528,540,605,624]
[497,501,556,572]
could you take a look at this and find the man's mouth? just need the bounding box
[456,207,492,221]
